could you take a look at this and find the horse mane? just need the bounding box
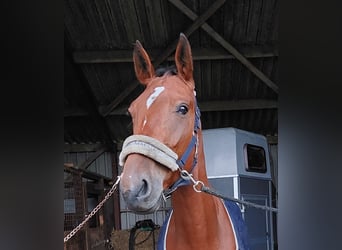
[155,65,177,77]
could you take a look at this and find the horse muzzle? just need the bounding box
[119,154,166,214]
[121,187,163,214]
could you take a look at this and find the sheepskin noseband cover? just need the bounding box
[119,135,179,171]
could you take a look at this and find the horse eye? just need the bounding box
[177,104,188,115]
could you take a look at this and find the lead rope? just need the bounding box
[64,175,122,243]
[180,170,278,213]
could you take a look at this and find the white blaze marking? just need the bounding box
[142,116,147,129]
[146,86,165,109]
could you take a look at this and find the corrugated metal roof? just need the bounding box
[64,0,278,147]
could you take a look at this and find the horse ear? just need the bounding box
[175,33,194,84]
[133,40,155,85]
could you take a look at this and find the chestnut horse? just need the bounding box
[119,34,249,249]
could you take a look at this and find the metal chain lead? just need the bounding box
[64,175,121,243]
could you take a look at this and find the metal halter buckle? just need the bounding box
[180,169,204,193]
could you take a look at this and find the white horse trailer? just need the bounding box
[203,127,275,250]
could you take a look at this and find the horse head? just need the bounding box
[119,34,198,213]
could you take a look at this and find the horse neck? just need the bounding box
[167,130,237,249]
[171,129,220,231]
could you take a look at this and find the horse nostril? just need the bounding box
[137,179,149,198]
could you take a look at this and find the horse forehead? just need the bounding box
[146,86,165,109]
[134,78,190,107]
[131,86,165,111]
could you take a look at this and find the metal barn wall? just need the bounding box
[64,151,113,178]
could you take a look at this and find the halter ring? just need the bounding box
[193,181,204,193]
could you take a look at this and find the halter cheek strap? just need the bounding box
[163,104,201,197]
[176,105,201,169]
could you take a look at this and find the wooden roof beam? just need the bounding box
[169,0,279,94]
[198,99,278,112]
[65,99,277,117]
[64,164,112,182]
[73,45,278,64]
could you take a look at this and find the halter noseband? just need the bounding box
[119,98,201,196]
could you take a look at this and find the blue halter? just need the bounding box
[163,100,201,197]
[176,104,201,168]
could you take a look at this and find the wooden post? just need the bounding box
[73,171,87,249]
[110,149,121,230]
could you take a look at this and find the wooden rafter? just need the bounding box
[153,0,226,66]
[66,99,277,117]
[98,0,226,117]
[169,0,279,94]
[199,99,278,112]
[64,164,112,182]
[105,99,278,114]
[73,45,278,64]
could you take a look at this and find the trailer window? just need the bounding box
[244,144,267,173]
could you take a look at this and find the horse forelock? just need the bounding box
[155,66,177,77]
[155,66,194,88]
